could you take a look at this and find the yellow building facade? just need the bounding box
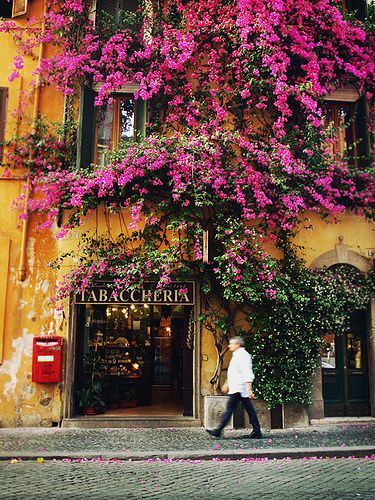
[0,1,374,428]
[0,0,65,426]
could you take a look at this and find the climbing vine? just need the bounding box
[246,251,375,407]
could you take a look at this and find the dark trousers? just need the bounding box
[217,392,261,433]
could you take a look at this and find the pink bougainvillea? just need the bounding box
[0,0,373,288]
[1,1,375,405]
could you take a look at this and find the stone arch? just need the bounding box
[309,236,375,421]
[310,236,373,272]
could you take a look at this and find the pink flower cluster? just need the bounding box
[0,0,374,298]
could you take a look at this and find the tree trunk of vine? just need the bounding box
[209,345,228,394]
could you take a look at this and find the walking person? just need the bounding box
[206,336,262,438]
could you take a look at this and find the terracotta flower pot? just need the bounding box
[119,400,138,408]
[84,406,97,416]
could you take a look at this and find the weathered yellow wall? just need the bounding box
[0,1,65,426]
[294,212,375,266]
[0,4,374,427]
[3,180,374,424]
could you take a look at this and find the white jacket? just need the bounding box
[227,347,255,397]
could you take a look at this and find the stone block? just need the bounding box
[243,399,271,430]
[204,395,243,429]
[284,403,309,428]
[308,400,325,420]
[205,396,271,430]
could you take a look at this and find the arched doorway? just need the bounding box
[321,265,371,417]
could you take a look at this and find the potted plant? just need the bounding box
[200,298,250,429]
[119,386,138,408]
[77,381,106,415]
[77,350,106,415]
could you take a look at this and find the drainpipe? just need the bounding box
[18,0,48,281]
[0,176,26,181]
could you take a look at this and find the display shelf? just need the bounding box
[98,342,150,378]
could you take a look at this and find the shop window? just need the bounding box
[77,87,147,169]
[346,331,363,369]
[321,333,336,369]
[321,330,364,369]
[0,87,8,162]
[76,303,189,410]
[0,0,28,18]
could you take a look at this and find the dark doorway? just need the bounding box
[322,310,370,417]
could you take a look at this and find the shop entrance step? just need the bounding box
[62,416,202,428]
[310,416,375,426]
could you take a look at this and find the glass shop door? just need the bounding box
[322,311,370,417]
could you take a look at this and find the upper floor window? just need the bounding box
[0,0,28,18]
[326,102,358,166]
[94,0,152,42]
[95,95,139,166]
[323,84,370,169]
[0,87,8,162]
[341,0,367,21]
[77,86,147,169]
[325,85,371,168]
[96,0,139,22]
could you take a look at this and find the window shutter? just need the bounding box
[121,0,139,13]
[0,88,8,162]
[96,0,117,17]
[355,96,370,167]
[77,86,96,169]
[12,0,28,18]
[345,0,367,21]
[135,99,147,141]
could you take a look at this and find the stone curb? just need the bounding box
[1,445,374,461]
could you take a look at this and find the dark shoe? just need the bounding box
[248,430,263,439]
[206,428,221,438]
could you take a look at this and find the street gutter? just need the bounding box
[1,445,374,461]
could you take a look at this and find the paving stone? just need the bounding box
[0,458,374,499]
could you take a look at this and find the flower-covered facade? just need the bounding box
[0,0,374,427]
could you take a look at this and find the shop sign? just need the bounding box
[75,281,195,305]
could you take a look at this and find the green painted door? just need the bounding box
[322,311,370,417]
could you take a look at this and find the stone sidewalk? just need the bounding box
[0,423,374,461]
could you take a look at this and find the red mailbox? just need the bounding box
[32,336,63,383]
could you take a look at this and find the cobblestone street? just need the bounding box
[1,423,374,498]
[1,457,374,499]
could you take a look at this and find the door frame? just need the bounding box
[322,312,371,417]
[63,281,202,421]
[309,243,374,420]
